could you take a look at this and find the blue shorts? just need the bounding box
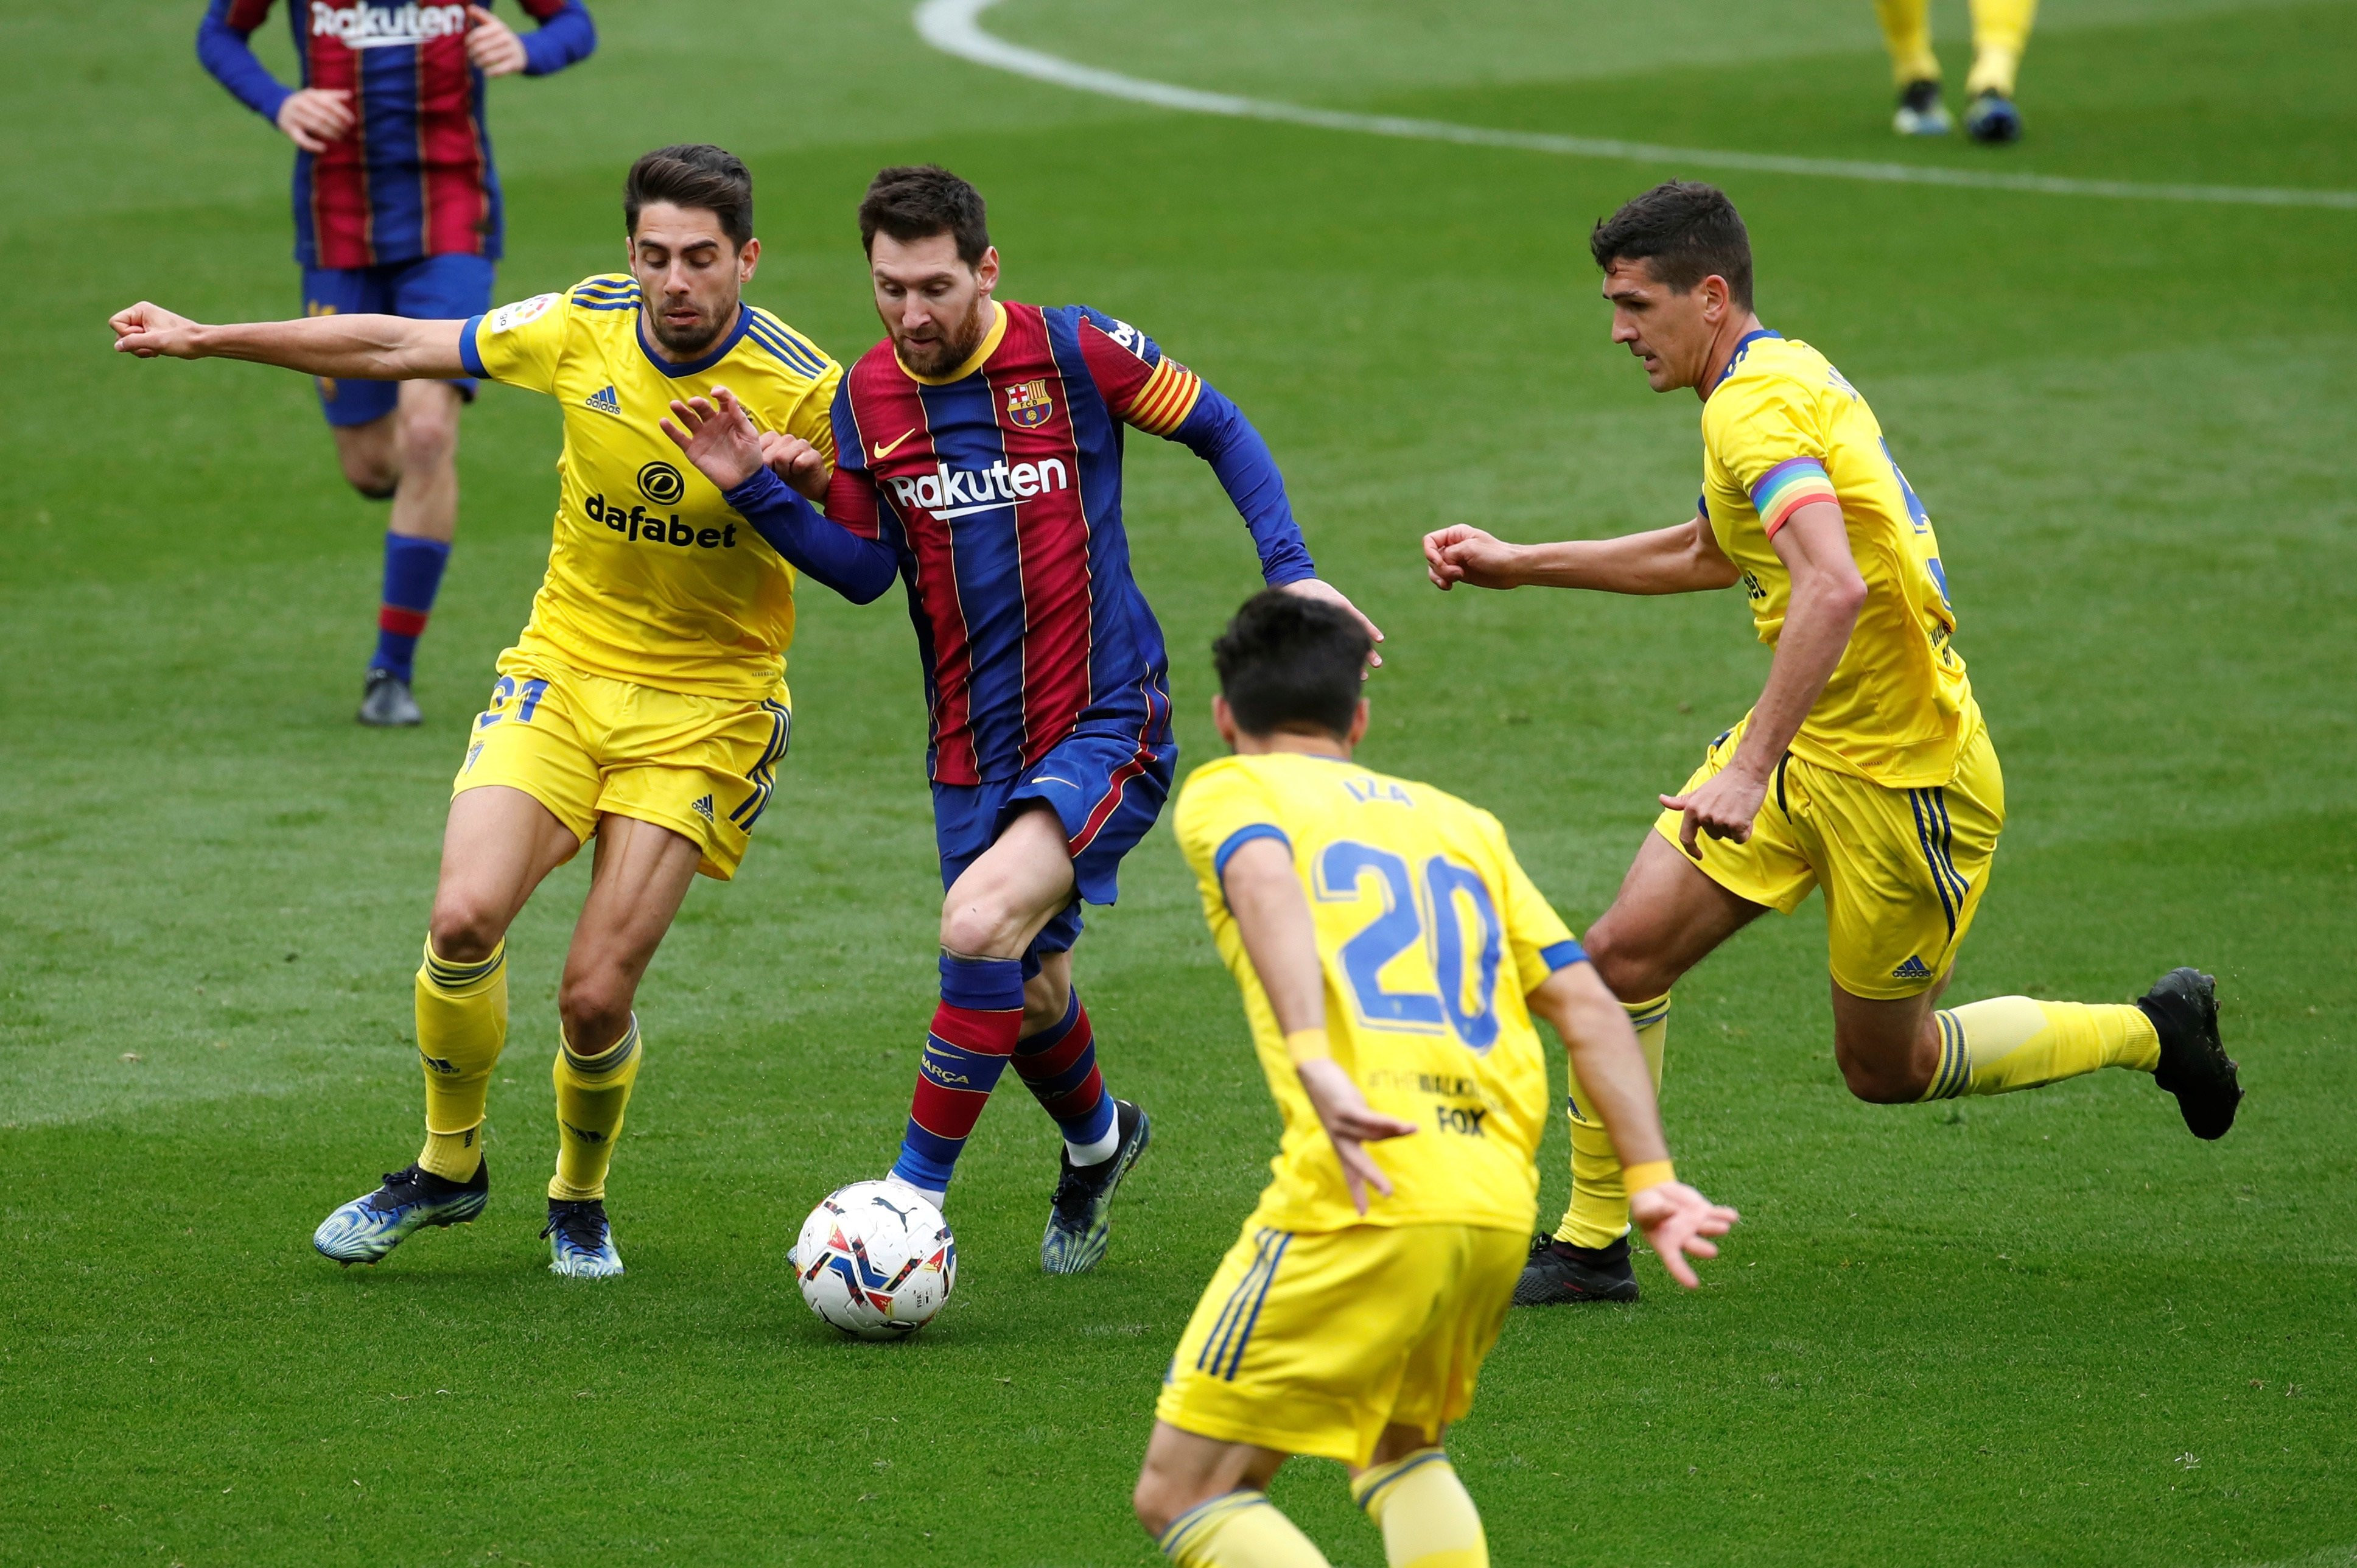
[933,728,1179,971]
[301,253,494,427]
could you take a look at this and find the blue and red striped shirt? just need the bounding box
[197,0,596,270]
[821,301,1315,786]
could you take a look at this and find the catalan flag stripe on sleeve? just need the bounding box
[1124,357,1204,436]
[1749,456,1840,536]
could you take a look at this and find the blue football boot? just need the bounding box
[544,1198,625,1278]
[313,1160,489,1265]
[1040,1099,1150,1276]
[1966,89,2023,144]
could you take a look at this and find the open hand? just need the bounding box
[464,5,530,75]
[1658,763,1768,860]
[1422,525,1525,592]
[758,431,832,502]
[660,386,766,491]
[275,88,354,152]
[1277,578,1385,668]
[110,302,204,359]
[1295,1057,1418,1215]
[1630,1181,1740,1289]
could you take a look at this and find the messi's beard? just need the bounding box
[898,299,990,377]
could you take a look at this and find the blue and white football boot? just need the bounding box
[1893,79,1952,136]
[1040,1099,1150,1276]
[544,1198,625,1279]
[1966,89,2024,144]
[313,1160,489,1265]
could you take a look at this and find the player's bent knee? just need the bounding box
[427,901,507,964]
[939,901,1024,961]
[1833,1044,1931,1104]
[558,975,634,1049]
[1581,922,1675,1003]
[1130,1467,1193,1538]
[398,410,460,474]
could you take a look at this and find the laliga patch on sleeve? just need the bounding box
[487,293,561,334]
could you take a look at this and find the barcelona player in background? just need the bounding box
[197,0,597,725]
[665,166,1381,1275]
[1426,183,2241,1307]
[1135,593,1735,1568]
[1874,0,2036,142]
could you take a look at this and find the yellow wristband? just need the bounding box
[1621,1160,1676,1195]
[1283,1028,1333,1065]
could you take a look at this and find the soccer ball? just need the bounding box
[791,1181,956,1340]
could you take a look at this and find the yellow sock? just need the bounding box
[1967,0,2037,93]
[550,1016,643,1201]
[1351,1451,1487,1568]
[1157,1491,1330,1568]
[1555,994,1669,1249]
[1875,0,1942,85]
[1919,996,2160,1100]
[415,937,508,1181]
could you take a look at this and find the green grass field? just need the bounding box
[4,1,2353,1563]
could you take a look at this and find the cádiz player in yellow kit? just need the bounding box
[1424,183,2242,1307]
[111,145,861,1278]
[1133,593,1737,1568]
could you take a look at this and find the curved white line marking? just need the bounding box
[916,0,2357,211]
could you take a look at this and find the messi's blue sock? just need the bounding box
[371,533,452,681]
[1012,989,1118,1163]
[892,953,1025,1201]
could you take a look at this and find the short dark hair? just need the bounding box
[1212,591,1371,741]
[625,145,754,248]
[1589,181,1753,309]
[858,165,990,265]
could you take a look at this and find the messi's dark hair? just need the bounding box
[1589,181,1753,309]
[1212,591,1371,741]
[625,144,754,248]
[858,165,991,265]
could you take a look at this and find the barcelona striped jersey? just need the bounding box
[197,0,597,269]
[1701,330,1976,788]
[824,301,1316,786]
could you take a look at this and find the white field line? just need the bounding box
[914,0,2357,211]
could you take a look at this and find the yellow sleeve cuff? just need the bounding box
[1283,1028,1333,1065]
[1621,1160,1676,1195]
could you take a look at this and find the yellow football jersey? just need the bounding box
[1174,752,1588,1236]
[1700,331,1974,788]
[460,275,841,701]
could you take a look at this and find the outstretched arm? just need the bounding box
[111,302,466,380]
[1424,514,1740,595]
[1219,837,1418,1215]
[661,390,898,605]
[1525,961,1739,1287]
[1169,381,1386,661]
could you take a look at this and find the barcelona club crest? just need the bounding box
[1004,378,1054,429]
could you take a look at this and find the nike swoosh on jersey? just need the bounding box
[874,429,919,460]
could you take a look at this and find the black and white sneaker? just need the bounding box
[2141,968,2241,1140]
[1894,79,1952,136]
[357,668,422,727]
[1514,1233,1641,1306]
[1040,1099,1150,1276]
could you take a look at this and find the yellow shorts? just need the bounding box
[1155,1221,1524,1467]
[452,648,791,880]
[1659,712,2005,999]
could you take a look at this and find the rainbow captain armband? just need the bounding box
[1620,1160,1676,1195]
[1283,1028,1334,1065]
[1749,457,1839,536]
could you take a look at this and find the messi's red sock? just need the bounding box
[891,953,1024,1199]
[1012,989,1118,1163]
